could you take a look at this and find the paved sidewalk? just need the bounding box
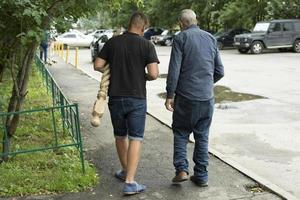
[5,57,282,200]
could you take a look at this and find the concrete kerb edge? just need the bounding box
[62,57,298,200]
[146,112,299,200]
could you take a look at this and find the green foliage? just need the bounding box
[0,68,98,197]
[266,0,300,19]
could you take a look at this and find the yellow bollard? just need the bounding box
[55,43,58,54]
[53,43,56,54]
[58,43,61,56]
[66,46,69,63]
[75,47,79,68]
[61,44,64,58]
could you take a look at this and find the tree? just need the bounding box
[266,0,300,19]
[0,0,108,161]
[218,0,268,30]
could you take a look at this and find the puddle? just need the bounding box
[214,86,266,103]
[157,85,266,104]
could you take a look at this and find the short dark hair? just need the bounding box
[128,12,149,29]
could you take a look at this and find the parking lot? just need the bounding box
[61,46,300,198]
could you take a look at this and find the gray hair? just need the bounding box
[179,9,197,27]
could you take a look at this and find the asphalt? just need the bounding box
[2,56,282,200]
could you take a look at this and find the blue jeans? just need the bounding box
[172,95,214,182]
[40,43,48,62]
[108,97,147,141]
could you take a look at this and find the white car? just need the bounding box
[56,32,93,47]
[89,29,114,39]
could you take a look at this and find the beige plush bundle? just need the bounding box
[91,65,110,127]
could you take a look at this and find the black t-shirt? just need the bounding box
[97,32,159,98]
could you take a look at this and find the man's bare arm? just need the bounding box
[146,62,159,81]
[94,57,107,73]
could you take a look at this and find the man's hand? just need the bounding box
[165,98,174,112]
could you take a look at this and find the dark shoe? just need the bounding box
[172,171,188,183]
[115,170,126,181]
[123,182,146,195]
[190,175,208,187]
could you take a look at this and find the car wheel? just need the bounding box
[217,41,223,50]
[165,39,173,46]
[293,40,300,53]
[250,41,264,54]
[238,48,249,54]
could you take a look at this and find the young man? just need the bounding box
[94,12,159,195]
[165,9,224,186]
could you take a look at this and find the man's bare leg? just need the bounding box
[116,138,128,170]
[125,140,142,183]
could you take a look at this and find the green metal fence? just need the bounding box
[0,57,85,173]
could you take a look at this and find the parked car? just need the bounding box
[151,30,180,46]
[89,29,114,39]
[56,32,93,47]
[144,27,164,40]
[90,35,109,62]
[234,19,300,54]
[214,28,251,49]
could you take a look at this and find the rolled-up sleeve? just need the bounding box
[166,36,182,99]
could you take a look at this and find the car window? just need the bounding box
[253,22,270,32]
[63,34,76,38]
[269,23,282,32]
[161,30,168,35]
[229,30,236,35]
[295,22,300,31]
[283,22,293,31]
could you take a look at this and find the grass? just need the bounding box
[0,66,98,197]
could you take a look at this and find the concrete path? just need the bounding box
[8,56,281,200]
[65,47,300,200]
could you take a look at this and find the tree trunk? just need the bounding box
[0,63,4,82]
[2,43,37,161]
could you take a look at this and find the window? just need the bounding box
[253,22,270,32]
[283,22,293,31]
[63,34,76,38]
[294,22,300,31]
[269,23,281,32]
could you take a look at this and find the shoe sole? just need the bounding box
[172,177,188,183]
[115,175,125,182]
[123,190,145,195]
[190,176,208,187]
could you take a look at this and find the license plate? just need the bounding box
[234,42,240,45]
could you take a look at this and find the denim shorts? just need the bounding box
[108,97,147,141]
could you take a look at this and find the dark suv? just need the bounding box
[214,28,251,49]
[234,19,300,54]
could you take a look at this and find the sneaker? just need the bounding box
[190,175,208,187]
[123,182,146,195]
[115,170,126,181]
[172,171,188,183]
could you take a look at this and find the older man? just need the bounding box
[165,9,224,186]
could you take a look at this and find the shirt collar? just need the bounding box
[126,31,140,36]
[186,24,198,30]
